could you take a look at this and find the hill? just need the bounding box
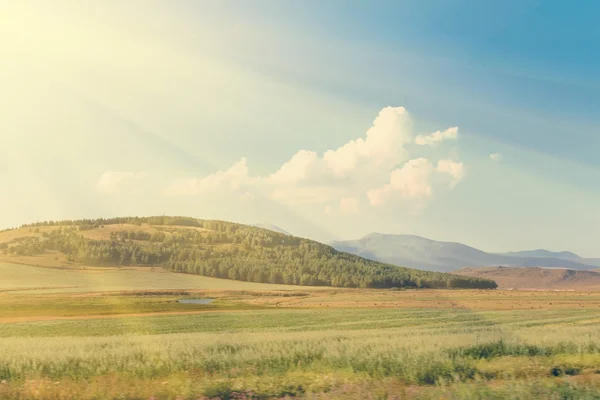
[331,233,598,272]
[0,217,497,289]
[453,266,600,290]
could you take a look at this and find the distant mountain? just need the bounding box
[331,233,494,272]
[454,266,600,290]
[331,233,598,272]
[251,224,291,236]
[504,249,581,261]
[502,251,600,268]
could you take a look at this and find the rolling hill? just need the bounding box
[453,266,600,290]
[331,233,598,272]
[0,217,497,289]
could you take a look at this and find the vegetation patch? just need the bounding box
[447,340,550,359]
[550,364,582,377]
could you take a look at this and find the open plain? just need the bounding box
[2,260,600,399]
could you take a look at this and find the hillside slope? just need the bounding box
[0,217,497,289]
[453,266,600,290]
[331,233,598,272]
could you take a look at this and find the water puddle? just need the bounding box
[177,299,213,304]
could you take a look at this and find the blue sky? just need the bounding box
[0,0,598,256]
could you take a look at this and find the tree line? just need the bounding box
[7,217,498,289]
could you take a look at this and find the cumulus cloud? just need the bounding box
[323,106,412,177]
[164,106,466,214]
[490,153,502,162]
[164,158,253,196]
[367,158,434,206]
[267,150,319,184]
[415,127,458,146]
[436,159,465,187]
[97,171,145,194]
[365,187,388,207]
[367,158,464,206]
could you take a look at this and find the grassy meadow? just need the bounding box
[3,306,600,399]
[3,261,600,398]
[0,261,316,294]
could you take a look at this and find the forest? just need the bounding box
[6,216,498,289]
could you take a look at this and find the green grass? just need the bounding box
[3,307,600,337]
[2,266,600,399]
[0,293,265,319]
[0,262,316,293]
[3,305,600,398]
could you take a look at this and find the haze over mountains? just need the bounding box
[504,250,581,260]
[454,267,600,290]
[330,233,600,273]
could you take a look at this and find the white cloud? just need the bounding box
[415,127,458,146]
[97,171,145,194]
[365,186,390,206]
[164,158,253,196]
[437,159,465,187]
[367,158,434,205]
[165,106,466,213]
[340,197,359,215]
[367,158,464,206]
[490,153,503,162]
[389,158,435,198]
[323,106,412,177]
[268,150,319,184]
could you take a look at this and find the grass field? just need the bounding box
[3,306,600,399]
[0,262,315,293]
[3,262,600,399]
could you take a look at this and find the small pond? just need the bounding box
[178,299,213,304]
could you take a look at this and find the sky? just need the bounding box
[1,0,599,256]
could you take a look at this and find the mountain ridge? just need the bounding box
[331,233,599,272]
[453,266,600,290]
[502,249,582,260]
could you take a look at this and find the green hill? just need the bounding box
[1,216,497,289]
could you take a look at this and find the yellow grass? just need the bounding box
[79,223,155,240]
[0,262,318,294]
[245,287,600,310]
[78,223,208,240]
[0,251,75,269]
[0,223,208,243]
[0,226,58,243]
